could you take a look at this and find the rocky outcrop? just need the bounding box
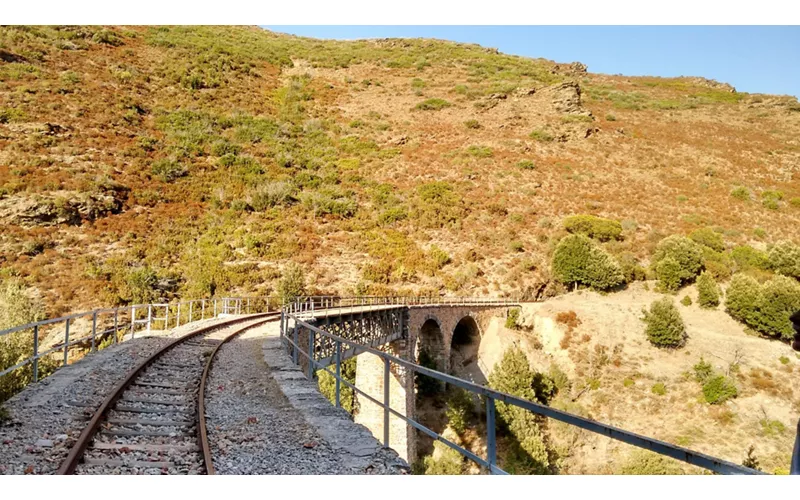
[0,188,128,228]
[540,81,588,115]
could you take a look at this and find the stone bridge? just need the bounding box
[284,298,517,463]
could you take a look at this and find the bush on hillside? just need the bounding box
[652,235,704,291]
[655,257,684,293]
[725,274,761,324]
[151,159,187,183]
[414,98,452,111]
[751,275,800,340]
[249,181,295,210]
[702,374,738,404]
[317,357,358,415]
[680,295,692,306]
[618,450,683,475]
[731,245,769,272]
[726,274,800,340]
[642,297,686,348]
[693,357,713,382]
[700,247,734,280]
[689,227,725,252]
[277,263,306,304]
[552,234,625,291]
[696,271,721,308]
[563,214,623,242]
[505,307,521,329]
[767,240,800,279]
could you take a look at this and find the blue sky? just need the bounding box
[263,26,800,97]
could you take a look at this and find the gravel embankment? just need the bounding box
[0,317,237,475]
[205,323,408,474]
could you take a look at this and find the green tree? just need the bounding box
[318,357,358,415]
[725,274,761,325]
[652,235,704,291]
[768,240,800,279]
[488,346,552,474]
[0,278,47,402]
[563,214,623,241]
[277,263,306,304]
[552,234,624,291]
[642,297,686,348]
[702,375,738,404]
[696,271,721,308]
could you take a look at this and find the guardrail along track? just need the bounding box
[57,313,278,475]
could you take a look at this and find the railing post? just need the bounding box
[383,357,390,447]
[214,299,217,317]
[292,323,299,365]
[165,304,170,330]
[91,310,97,352]
[177,303,181,328]
[248,297,251,314]
[202,300,206,320]
[792,419,800,475]
[147,304,152,333]
[189,301,193,323]
[486,397,497,474]
[32,324,39,383]
[113,308,119,344]
[63,318,70,367]
[130,307,135,339]
[335,341,342,408]
[307,329,315,380]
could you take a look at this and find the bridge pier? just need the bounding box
[354,341,416,463]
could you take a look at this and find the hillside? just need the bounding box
[1,25,799,316]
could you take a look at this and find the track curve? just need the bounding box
[57,313,279,475]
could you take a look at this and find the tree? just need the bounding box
[488,346,553,474]
[1,278,47,402]
[277,263,306,304]
[767,240,800,279]
[642,297,686,348]
[725,273,761,324]
[652,235,704,291]
[696,271,720,308]
[552,234,624,291]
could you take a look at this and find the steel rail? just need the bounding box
[197,316,278,474]
[56,313,277,475]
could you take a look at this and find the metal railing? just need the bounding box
[281,305,769,475]
[285,295,519,316]
[0,296,281,398]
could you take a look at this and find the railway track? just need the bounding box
[56,313,279,475]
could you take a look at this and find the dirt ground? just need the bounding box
[476,282,798,474]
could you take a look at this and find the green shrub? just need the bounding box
[653,235,704,291]
[416,347,440,397]
[92,29,123,46]
[790,197,800,208]
[731,245,769,272]
[552,234,624,291]
[151,159,187,182]
[465,145,493,158]
[1,279,47,402]
[277,263,305,304]
[642,297,686,348]
[415,98,452,111]
[702,375,738,404]
[249,181,295,211]
[779,356,790,365]
[529,129,553,142]
[563,214,622,241]
[422,441,464,475]
[377,207,407,226]
[767,240,800,279]
[696,271,720,308]
[412,181,465,228]
[619,450,683,475]
[651,382,667,395]
[730,186,750,201]
[680,295,692,306]
[446,388,474,435]
[464,119,481,129]
[761,190,783,210]
[618,253,648,282]
[693,358,713,382]
[760,419,786,437]
[300,189,357,218]
[505,308,521,329]
[428,245,451,270]
[689,227,724,252]
[752,276,800,340]
[516,159,535,170]
[488,346,552,474]
[318,358,358,414]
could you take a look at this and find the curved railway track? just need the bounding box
[57,313,279,475]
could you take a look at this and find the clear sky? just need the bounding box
[263,26,800,98]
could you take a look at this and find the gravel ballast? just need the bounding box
[0,316,246,475]
[205,322,408,474]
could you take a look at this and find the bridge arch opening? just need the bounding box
[449,315,486,385]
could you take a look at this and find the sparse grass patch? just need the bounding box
[529,129,553,142]
[731,186,751,202]
[415,98,452,111]
[651,382,667,395]
[516,159,535,170]
[463,119,481,129]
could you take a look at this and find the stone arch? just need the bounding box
[416,316,445,373]
[449,314,486,385]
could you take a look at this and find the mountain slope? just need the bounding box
[1,25,799,316]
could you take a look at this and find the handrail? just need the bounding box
[281,307,770,475]
[0,295,281,401]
